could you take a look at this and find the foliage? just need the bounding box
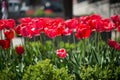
[79,64,120,80]
[22,59,74,80]
[0,14,120,80]
[0,67,16,80]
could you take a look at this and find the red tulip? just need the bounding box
[56,48,67,59]
[111,15,120,24]
[15,45,24,55]
[0,20,5,30]
[107,39,120,50]
[62,28,72,36]
[89,14,101,20]
[16,19,45,38]
[100,18,114,32]
[15,24,22,35]
[4,19,15,29]
[88,19,96,30]
[20,26,33,38]
[94,20,104,32]
[31,18,45,31]
[27,22,40,37]
[56,23,65,36]
[4,29,14,40]
[0,39,10,49]
[18,17,31,23]
[64,18,79,30]
[44,28,57,39]
[75,24,91,39]
[111,15,120,29]
[15,23,38,38]
[79,16,89,23]
[44,19,65,38]
[87,14,104,32]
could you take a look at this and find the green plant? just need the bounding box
[0,14,120,80]
[79,64,120,80]
[0,67,16,80]
[22,59,74,80]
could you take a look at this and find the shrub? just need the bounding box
[79,64,120,80]
[22,59,74,80]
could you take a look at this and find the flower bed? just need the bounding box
[0,14,120,80]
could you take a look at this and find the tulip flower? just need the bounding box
[4,29,14,40]
[107,39,120,51]
[4,19,15,29]
[0,39,10,49]
[15,45,24,55]
[0,20,5,30]
[56,48,67,59]
[62,28,72,36]
[18,17,31,23]
[75,24,91,39]
[64,18,79,31]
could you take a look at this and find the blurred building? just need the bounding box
[1,0,120,19]
[8,0,22,12]
[109,0,120,15]
[73,0,120,17]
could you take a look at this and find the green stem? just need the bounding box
[94,32,99,64]
[82,39,87,64]
[39,34,43,45]
[82,39,85,55]
[1,50,5,70]
[57,36,61,48]
[68,36,70,44]
[73,33,76,45]
[52,38,57,66]
[97,33,100,54]
[73,33,76,53]
[52,38,55,50]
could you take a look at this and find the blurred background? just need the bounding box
[0,0,120,19]
[0,0,120,46]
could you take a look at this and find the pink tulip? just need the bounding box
[56,48,67,59]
